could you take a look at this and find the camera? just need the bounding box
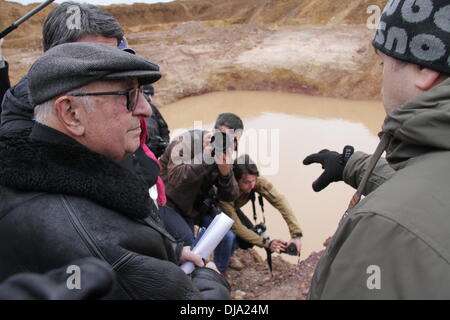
[252,222,298,256]
[200,196,221,217]
[149,135,169,158]
[281,243,298,256]
[252,223,269,242]
[195,188,221,217]
[210,131,235,157]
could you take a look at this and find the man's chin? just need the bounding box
[126,139,141,155]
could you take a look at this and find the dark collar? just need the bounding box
[30,122,83,147]
[30,123,159,187]
[0,129,157,221]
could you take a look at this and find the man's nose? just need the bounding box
[133,92,152,117]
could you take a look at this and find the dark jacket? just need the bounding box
[0,75,33,136]
[159,130,240,220]
[0,60,11,112]
[0,125,230,300]
[145,102,170,158]
[0,257,115,300]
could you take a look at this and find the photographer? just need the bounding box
[0,38,10,110]
[159,114,243,272]
[219,155,303,259]
[160,113,242,225]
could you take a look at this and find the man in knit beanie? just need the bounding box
[305,0,450,299]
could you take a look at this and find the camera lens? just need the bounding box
[211,131,233,155]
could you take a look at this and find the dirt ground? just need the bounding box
[3,22,382,107]
[225,244,326,300]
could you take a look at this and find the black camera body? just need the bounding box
[195,187,221,218]
[210,131,235,157]
[200,196,221,217]
[281,243,298,256]
[252,223,269,242]
[149,135,169,158]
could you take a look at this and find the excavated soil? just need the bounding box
[226,245,326,300]
[2,0,387,105]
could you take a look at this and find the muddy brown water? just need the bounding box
[158,91,386,263]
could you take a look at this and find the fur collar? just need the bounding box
[0,129,155,220]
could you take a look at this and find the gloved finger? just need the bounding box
[312,170,334,192]
[302,149,329,165]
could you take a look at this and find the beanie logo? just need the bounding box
[375,0,450,71]
[401,0,433,23]
[385,0,402,16]
[434,5,450,33]
[410,34,446,61]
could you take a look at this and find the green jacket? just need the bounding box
[309,78,450,299]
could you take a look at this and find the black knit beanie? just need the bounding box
[373,0,450,75]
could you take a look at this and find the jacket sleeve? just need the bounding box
[343,151,395,196]
[215,171,240,203]
[190,267,231,300]
[0,257,115,300]
[308,212,450,300]
[116,254,231,300]
[164,134,213,189]
[219,200,266,247]
[0,60,10,112]
[256,177,303,237]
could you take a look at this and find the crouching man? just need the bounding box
[219,155,304,269]
[0,42,229,300]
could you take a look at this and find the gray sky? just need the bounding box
[6,0,176,5]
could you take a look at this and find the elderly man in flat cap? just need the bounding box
[0,42,230,300]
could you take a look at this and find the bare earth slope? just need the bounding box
[1,0,387,104]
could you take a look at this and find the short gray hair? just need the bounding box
[34,99,55,124]
[34,87,95,124]
[43,1,123,52]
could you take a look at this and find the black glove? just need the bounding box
[303,146,354,192]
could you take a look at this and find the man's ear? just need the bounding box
[414,67,443,91]
[53,96,85,136]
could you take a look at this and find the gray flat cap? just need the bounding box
[28,42,162,106]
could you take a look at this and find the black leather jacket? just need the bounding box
[0,60,10,113]
[0,75,32,137]
[0,126,230,300]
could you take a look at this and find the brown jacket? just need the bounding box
[219,176,303,247]
[160,130,239,218]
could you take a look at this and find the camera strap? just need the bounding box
[250,190,266,224]
[250,191,273,274]
[265,247,273,276]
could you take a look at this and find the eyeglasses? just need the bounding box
[68,87,143,112]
